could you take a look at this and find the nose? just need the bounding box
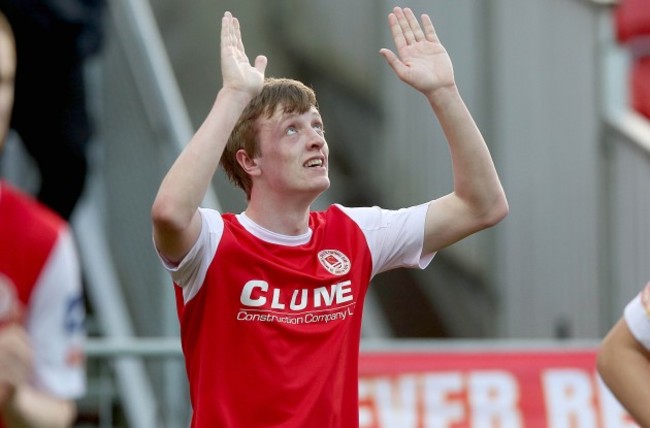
[308,129,326,149]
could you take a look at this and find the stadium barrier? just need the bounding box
[81,338,638,428]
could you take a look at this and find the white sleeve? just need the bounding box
[624,284,650,350]
[27,227,86,399]
[336,202,435,278]
[156,208,223,303]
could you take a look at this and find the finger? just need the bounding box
[0,326,31,357]
[393,7,415,45]
[0,328,32,383]
[221,13,229,46]
[421,14,439,43]
[404,8,425,42]
[379,48,407,78]
[254,55,268,74]
[387,12,407,51]
[221,12,235,50]
[233,17,246,55]
[0,383,12,404]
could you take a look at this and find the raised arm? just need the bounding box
[380,7,508,255]
[151,12,267,263]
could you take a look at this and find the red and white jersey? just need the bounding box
[624,281,650,349]
[0,182,85,403]
[161,203,434,428]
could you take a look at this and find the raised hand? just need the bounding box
[220,11,267,97]
[380,7,455,97]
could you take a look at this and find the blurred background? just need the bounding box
[3,0,650,426]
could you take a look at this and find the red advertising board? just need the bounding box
[358,344,638,428]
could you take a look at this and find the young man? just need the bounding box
[598,282,650,427]
[0,11,86,428]
[152,7,508,427]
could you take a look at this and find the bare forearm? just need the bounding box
[153,88,252,229]
[599,349,650,426]
[1,385,76,428]
[598,319,650,427]
[427,86,507,219]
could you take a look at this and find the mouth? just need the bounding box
[303,157,326,168]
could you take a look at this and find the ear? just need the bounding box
[235,149,261,177]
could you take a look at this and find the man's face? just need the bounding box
[252,105,330,199]
[0,23,14,151]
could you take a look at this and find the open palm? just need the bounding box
[220,12,266,97]
[380,7,454,96]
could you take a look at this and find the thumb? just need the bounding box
[254,55,268,74]
[379,48,406,76]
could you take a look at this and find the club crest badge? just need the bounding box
[318,249,351,276]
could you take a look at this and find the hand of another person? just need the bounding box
[220,11,267,98]
[380,7,455,97]
[0,325,33,406]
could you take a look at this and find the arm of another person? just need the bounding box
[0,227,84,428]
[151,11,267,263]
[0,327,77,428]
[380,7,508,255]
[597,318,650,427]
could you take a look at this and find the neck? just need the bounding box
[244,194,314,236]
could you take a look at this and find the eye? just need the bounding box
[286,126,298,136]
[313,123,325,135]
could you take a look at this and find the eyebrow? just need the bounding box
[280,109,322,121]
